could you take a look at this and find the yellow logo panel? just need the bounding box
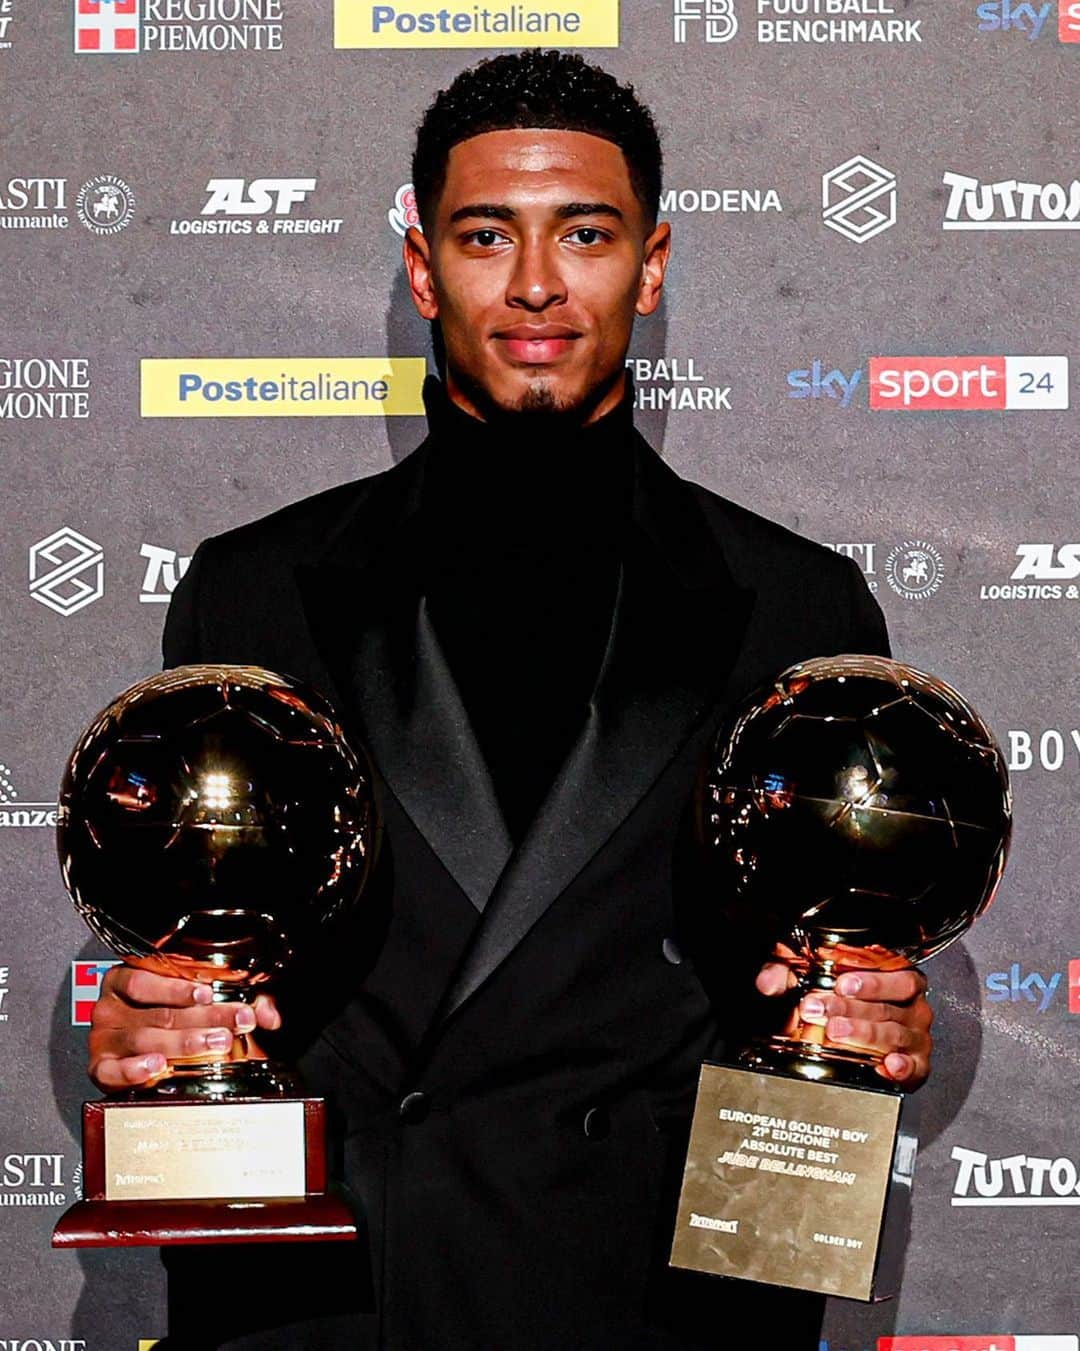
[141,358,427,418]
[139,1342,160,1350]
[335,0,618,48]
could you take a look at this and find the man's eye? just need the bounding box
[464,229,506,247]
[566,227,607,245]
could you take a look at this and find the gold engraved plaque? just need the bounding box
[104,1101,306,1202]
[670,1065,907,1301]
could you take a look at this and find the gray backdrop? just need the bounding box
[1,0,1077,1346]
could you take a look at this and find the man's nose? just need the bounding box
[506,239,568,310]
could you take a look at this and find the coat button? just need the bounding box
[583,1106,610,1140]
[398,1091,429,1124]
[662,937,683,965]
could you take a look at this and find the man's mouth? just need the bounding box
[493,327,581,366]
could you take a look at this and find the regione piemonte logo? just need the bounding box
[71,959,121,1025]
[28,526,104,616]
[822,156,896,243]
[75,0,140,52]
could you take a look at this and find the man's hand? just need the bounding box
[755,960,933,1090]
[88,965,282,1093]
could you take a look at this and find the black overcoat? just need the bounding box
[158,402,890,1350]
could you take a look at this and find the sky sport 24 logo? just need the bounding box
[976,0,1080,40]
[878,1339,1080,1350]
[787,356,1070,411]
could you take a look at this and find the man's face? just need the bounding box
[404,128,670,425]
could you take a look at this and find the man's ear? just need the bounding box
[636,220,671,318]
[404,224,438,321]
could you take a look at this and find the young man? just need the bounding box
[89,51,931,1350]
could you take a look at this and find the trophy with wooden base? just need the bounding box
[52,664,379,1248]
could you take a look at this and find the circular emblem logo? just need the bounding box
[885,540,944,600]
[76,175,135,235]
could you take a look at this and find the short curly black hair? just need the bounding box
[411,49,663,235]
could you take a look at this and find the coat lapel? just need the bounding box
[428,433,756,1026]
[292,440,514,913]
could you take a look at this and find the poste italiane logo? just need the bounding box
[334,0,618,49]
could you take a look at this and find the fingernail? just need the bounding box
[205,1029,231,1050]
[837,974,862,996]
[143,1054,166,1074]
[192,984,213,1005]
[829,1017,853,1039]
[801,996,825,1019]
[235,1006,256,1032]
[886,1053,912,1078]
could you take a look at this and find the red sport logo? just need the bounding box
[1061,1,1080,41]
[881,1338,1078,1350]
[868,356,1069,411]
[1069,958,1080,1014]
[75,0,140,53]
[70,959,121,1025]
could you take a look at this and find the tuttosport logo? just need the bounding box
[950,1146,1080,1205]
[976,0,1080,40]
[943,172,1080,230]
[985,960,1080,1013]
[787,357,1069,410]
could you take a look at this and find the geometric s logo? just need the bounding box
[28,526,104,616]
[822,155,897,244]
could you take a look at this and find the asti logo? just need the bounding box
[674,0,737,43]
[140,544,190,602]
[0,1153,70,1205]
[977,1,1080,40]
[950,1146,1080,1205]
[986,959,1080,1012]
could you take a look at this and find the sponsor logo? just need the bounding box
[943,171,1080,231]
[758,0,921,43]
[980,544,1080,601]
[75,174,135,234]
[168,177,342,237]
[75,0,283,53]
[688,1212,738,1232]
[626,356,732,412]
[674,0,737,42]
[885,541,944,600]
[1007,728,1080,771]
[140,357,426,417]
[0,177,69,231]
[334,0,618,49]
[0,763,58,828]
[71,960,121,1025]
[659,186,782,215]
[0,967,8,1023]
[0,1153,71,1206]
[881,1338,1079,1350]
[826,543,878,592]
[0,1342,90,1350]
[869,356,1068,411]
[388,182,421,237]
[822,156,896,243]
[0,0,14,49]
[28,526,104,616]
[975,0,1080,41]
[985,960,1080,1012]
[788,361,862,406]
[788,358,1068,410]
[0,358,90,419]
[140,543,190,602]
[951,1145,1080,1205]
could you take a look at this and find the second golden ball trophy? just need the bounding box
[670,655,1011,1300]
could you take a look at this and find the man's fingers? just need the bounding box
[834,967,927,1005]
[252,993,282,1031]
[755,962,795,997]
[90,1053,166,1093]
[824,1016,922,1057]
[801,991,933,1033]
[105,965,211,1009]
[90,1024,237,1063]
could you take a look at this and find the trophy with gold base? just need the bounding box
[52,665,379,1248]
[670,655,1011,1301]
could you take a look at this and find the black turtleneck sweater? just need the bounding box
[418,375,636,844]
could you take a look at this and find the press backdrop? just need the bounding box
[1,1,1078,1347]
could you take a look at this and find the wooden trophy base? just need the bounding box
[53,1095,358,1249]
